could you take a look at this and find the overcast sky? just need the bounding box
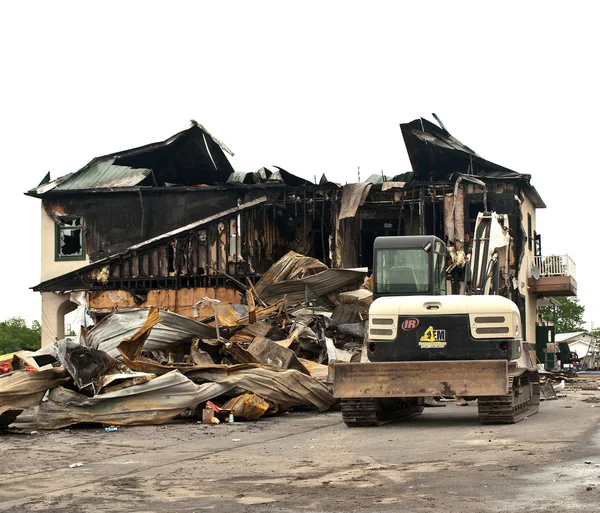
[1,1,597,330]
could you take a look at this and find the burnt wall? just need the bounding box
[45,189,242,261]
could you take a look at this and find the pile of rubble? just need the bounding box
[0,251,372,430]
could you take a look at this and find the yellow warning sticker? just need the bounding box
[419,326,447,348]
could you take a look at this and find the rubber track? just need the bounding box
[341,398,424,427]
[477,370,540,424]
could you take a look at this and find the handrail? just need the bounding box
[529,255,576,280]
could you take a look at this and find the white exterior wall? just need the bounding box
[567,334,599,369]
[517,194,538,362]
[40,204,89,346]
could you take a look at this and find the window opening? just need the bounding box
[56,217,85,260]
[168,244,175,273]
[433,250,446,294]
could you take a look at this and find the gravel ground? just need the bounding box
[2,387,600,513]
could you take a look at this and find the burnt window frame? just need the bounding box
[55,216,86,261]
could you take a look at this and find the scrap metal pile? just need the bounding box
[1,251,371,430]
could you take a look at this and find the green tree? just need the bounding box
[0,317,42,355]
[539,297,585,334]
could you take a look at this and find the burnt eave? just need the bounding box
[25,181,340,199]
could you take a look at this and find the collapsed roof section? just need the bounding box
[400,116,545,208]
[28,122,236,196]
[227,166,311,187]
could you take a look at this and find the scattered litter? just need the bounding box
[30,431,38,435]
[540,382,557,401]
[585,461,593,465]
[424,398,446,407]
[232,438,241,442]
[69,462,83,468]
[582,397,600,404]
[105,427,118,433]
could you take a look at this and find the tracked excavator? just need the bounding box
[333,211,540,426]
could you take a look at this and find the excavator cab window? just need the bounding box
[433,247,447,295]
[373,235,446,297]
[375,248,429,294]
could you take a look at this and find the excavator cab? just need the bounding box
[373,235,446,298]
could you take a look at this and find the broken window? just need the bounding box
[56,217,85,260]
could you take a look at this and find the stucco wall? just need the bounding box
[40,204,89,345]
[40,291,77,346]
[517,194,538,361]
[41,204,90,282]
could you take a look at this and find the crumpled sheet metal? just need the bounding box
[222,394,271,420]
[298,358,329,382]
[254,251,328,298]
[31,338,80,368]
[381,181,406,191]
[36,370,235,430]
[0,350,41,371]
[273,324,318,349]
[229,321,275,343]
[118,309,227,376]
[247,336,310,375]
[212,302,242,328]
[338,183,372,220]
[31,338,152,394]
[325,338,353,363]
[337,288,373,305]
[86,308,217,357]
[258,268,367,306]
[117,306,162,364]
[0,368,69,427]
[219,366,335,411]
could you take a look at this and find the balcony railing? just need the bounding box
[529,255,577,280]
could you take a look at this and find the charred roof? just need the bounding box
[27,123,236,196]
[400,116,545,208]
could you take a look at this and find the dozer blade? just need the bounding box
[333,360,508,399]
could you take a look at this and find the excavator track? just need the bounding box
[477,370,540,424]
[341,398,424,427]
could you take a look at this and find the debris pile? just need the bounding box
[1,251,371,430]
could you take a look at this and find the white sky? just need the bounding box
[1,1,597,329]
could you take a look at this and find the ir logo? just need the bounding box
[401,318,420,331]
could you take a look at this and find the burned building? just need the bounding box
[27,117,576,362]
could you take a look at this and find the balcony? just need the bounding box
[528,255,577,297]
